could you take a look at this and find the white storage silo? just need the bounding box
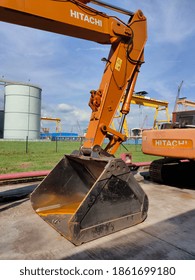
[4,84,42,140]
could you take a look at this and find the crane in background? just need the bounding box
[41,117,62,133]
[141,114,148,129]
[176,98,195,111]
[173,80,184,112]
[132,91,170,129]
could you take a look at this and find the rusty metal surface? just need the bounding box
[0,171,195,260]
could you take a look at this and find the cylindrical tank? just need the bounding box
[4,84,42,140]
[0,110,4,138]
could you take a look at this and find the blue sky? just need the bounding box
[0,0,195,133]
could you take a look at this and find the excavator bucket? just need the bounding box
[30,154,148,245]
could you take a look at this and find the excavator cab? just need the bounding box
[31,150,148,245]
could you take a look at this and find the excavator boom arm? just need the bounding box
[0,0,147,155]
[0,0,130,44]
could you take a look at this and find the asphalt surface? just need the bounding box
[0,172,195,260]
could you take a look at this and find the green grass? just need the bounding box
[0,140,160,174]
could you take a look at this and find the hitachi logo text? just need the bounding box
[154,139,190,147]
[70,10,102,27]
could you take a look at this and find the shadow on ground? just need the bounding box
[62,209,195,260]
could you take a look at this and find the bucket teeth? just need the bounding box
[30,154,148,245]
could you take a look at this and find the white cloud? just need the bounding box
[58,103,90,120]
[55,103,90,131]
[58,103,73,112]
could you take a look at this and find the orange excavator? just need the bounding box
[142,117,195,185]
[0,0,148,245]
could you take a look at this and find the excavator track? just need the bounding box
[149,158,195,187]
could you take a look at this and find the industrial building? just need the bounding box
[40,132,79,141]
